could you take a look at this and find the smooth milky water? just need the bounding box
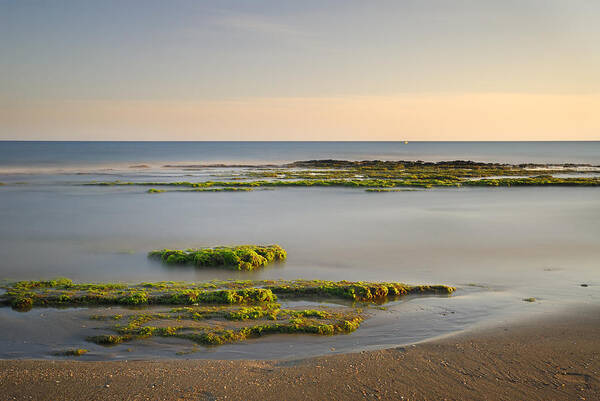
[0,141,598,360]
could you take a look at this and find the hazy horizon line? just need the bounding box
[1,140,598,143]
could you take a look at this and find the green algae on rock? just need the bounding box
[148,187,255,193]
[265,280,455,302]
[148,245,287,271]
[184,187,255,192]
[364,188,421,192]
[0,278,455,310]
[0,278,455,349]
[86,304,364,347]
[85,160,600,192]
[464,176,600,187]
[1,283,276,311]
[55,348,88,356]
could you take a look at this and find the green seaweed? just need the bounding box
[464,176,600,187]
[185,187,255,192]
[56,348,88,356]
[87,334,132,346]
[11,278,74,290]
[0,278,454,310]
[148,245,287,271]
[2,285,276,310]
[148,187,255,193]
[170,318,363,346]
[88,304,363,347]
[85,160,600,192]
[365,188,421,192]
[265,280,455,302]
[0,278,457,349]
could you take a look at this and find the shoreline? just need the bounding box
[1,305,598,400]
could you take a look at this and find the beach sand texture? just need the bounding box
[1,306,597,401]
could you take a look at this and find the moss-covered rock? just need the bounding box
[0,278,454,309]
[148,245,287,271]
[85,160,600,191]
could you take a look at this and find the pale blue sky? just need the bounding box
[1,0,599,140]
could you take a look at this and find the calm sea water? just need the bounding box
[1,141,600,170]
[0,141,598,360]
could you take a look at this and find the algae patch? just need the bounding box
[0,278,454,310]
[148,245,287,271]
[85,160,600,192]
[55,348,88,356]
[0,278,456,350]
[86,305,363,347]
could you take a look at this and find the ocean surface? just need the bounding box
[0,141,598,360]
[1,141,600,172]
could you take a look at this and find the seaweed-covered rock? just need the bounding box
[148,245,287,271]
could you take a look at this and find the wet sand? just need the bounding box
[1,306,598,401]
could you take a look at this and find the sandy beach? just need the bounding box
[1,305,597,401]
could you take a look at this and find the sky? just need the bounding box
[1,0,599,141]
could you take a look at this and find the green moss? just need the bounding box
[11,278,73,290]
[119,290,149,305]
[185,187,255,192]
[149,245,287,271]
[171,316,364,346]
[85,160,600,191]
[465,177,600,187]
[147,188,166,193]
[57,348,88,356]
[523,297,536,302]
[0,278,454,309]
[90,314,123,321]
[0,277,459,349]
[226,306,277,320]
[57,294,71,303]
[90,305,364,348]
[365,188,421,192]
[162,305,342,323]
[11,295,34,311]
[86,334,131,346]
[69,283,127,291]
[162,288,276,305]
[290,309,331,318]
[266,280,455,302]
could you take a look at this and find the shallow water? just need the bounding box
[0,141,598,360]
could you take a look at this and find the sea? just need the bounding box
[0,141,598,360]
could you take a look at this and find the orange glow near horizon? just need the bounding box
[2,93,598,141]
